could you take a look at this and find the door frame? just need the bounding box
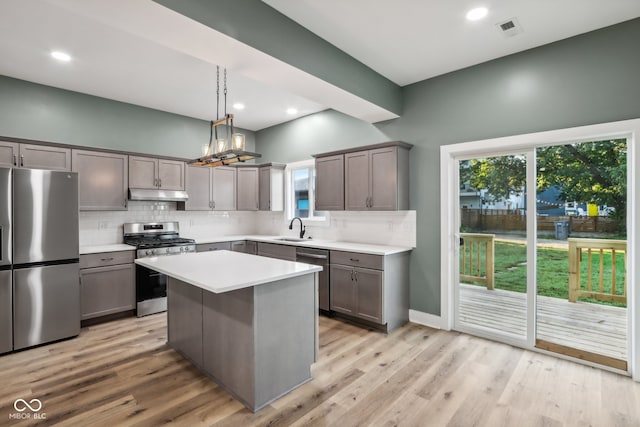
[440,118,640,381]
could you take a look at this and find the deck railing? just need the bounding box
[460,233,495,290]
[568,238,627,304]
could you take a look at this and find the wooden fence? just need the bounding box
[568,238,627,304]
[461,209,619,233]
[460,233,495,290]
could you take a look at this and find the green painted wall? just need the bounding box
[153,0,402,115]
[256,18,640,315]
[0,76,255,158]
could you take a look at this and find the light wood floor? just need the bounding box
[1,313,639,426]
[459,284,628,360]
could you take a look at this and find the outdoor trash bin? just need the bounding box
[554,220,570,239]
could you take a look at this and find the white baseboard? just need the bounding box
[409,310,442,329]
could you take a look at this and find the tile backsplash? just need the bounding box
[79,201,416,248]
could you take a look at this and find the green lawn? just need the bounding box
[461,241,627,307]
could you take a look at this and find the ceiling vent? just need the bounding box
[496,17,523,37]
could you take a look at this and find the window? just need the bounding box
[286,160,327,221]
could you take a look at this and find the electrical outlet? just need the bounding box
[98,222,108,230]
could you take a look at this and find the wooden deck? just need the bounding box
[459,284,627,361]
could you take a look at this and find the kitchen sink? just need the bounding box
[276,237,307,242]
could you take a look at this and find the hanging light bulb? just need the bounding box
[232,133,245,151]
[215,138,227,154]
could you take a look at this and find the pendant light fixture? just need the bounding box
[189,66,260,167]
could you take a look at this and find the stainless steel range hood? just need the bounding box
[128,188,189,202]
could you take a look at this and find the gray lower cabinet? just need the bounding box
[196,242,231,252]
[236,167,259,211]
[0,140,71,171]
[329,250,409,332]
[256,242,296,261]
[72,149,128,210]
[79,251,135,321]
[231,240,257,254]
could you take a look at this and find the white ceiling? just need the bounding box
[265,0,640,86]
[0,0,639,131]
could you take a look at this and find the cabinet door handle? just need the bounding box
[350,270,354,281]
[158,178,162,188]
[354,271,358,281]
[350,258,360,262]
[212,200,216,209]
[20,154,24,167]
[13,154,17,166]
[369,197,373,208]
[100,257,114,262]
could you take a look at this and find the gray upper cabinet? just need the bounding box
[212,166,236,210]
[0,141,71,171]
[0,140,18,168]
[184,165,212,210]
[183,165,236,211]
[158,159,185,190]
[259,164,285,211]
[315,154,344,210]
[345,144,410,211]
[129,155,185,190]
[236,167,259,211]
[72,149,128,211]
[345,150,370,210]
[315,142,411,211]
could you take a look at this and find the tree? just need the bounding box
[460,139,627,222]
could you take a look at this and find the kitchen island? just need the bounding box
[135,250,322,412]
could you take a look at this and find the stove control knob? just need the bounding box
[152,249,159,255]
[179,246,184,252]
[145,250,153,257]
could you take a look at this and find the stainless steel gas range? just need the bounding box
[123,222,196,317]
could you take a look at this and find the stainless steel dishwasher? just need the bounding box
[296,247,330,312]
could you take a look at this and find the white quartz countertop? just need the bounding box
[135,250,322,293]
[185,235,413,255]
[80,244,136,255]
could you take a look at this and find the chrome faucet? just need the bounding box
[289,217,306,239]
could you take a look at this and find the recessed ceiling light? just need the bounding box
[286,108,298,115]
[51,51,71,62]
[233,103,245,110]
[466,7,488,21]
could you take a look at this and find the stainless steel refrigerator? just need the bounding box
[0,167,80,353]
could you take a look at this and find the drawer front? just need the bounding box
[257,242,296,261]
[196,242,231,252]
[330,250,383,270]
[80,251,135,269]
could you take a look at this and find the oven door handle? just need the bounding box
[297,253,328,260]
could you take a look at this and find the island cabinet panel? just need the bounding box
[79,251,135,321]
[256,242,296,261]
[72,149,128,210]
[167,273,317,412]
[315,154,344,210]
[196,242,231,252]
[236,167,259,211]
[167,279,203,368]
[329,250,409,332]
